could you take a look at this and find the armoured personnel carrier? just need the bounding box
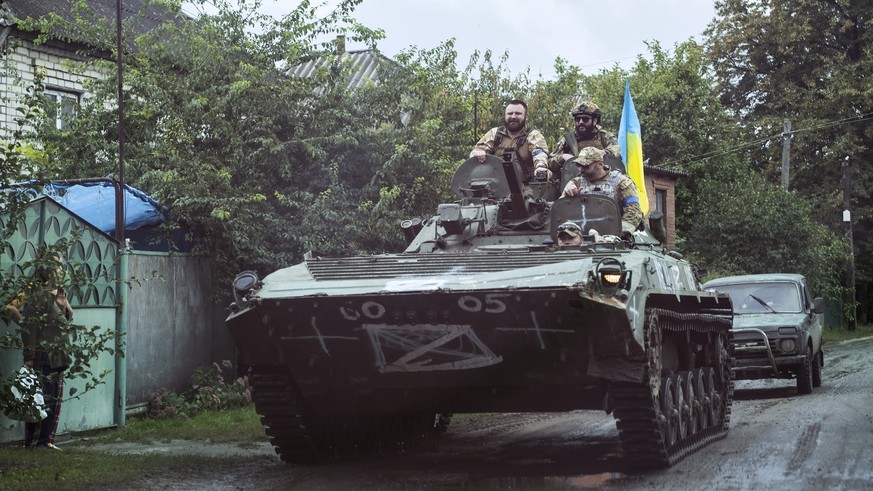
[226,153,734,468]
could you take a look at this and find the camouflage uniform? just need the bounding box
[565,147,642,234]
[548,100,621,173]
[470,126,549,182]
[547,128,621,173]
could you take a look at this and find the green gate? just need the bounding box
[1,196,122,443]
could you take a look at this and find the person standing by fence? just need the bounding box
[6,249,74,450]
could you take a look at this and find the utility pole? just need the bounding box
[842,157,856,330]
[115,0,128,428]
[781,119,791,189]
[472,91,478,145]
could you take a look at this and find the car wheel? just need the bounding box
[811,350,822,388]
[797,346,813,395]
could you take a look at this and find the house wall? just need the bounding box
[0,36,104,137]
[644,173,679,251]
[124,253,235,411]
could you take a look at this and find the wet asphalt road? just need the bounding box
[94,336,873,490]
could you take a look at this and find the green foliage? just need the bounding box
[25,0,481,288]
[148,360,251,418]
[706,0,873,299]
[12,0,864,323]
[685,170,849,302]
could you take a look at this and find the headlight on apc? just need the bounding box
[779,338,796,353]
[231,270,260,311]
[588,258,631,298]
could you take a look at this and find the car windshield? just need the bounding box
[711,282,803,314]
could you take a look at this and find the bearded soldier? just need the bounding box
[547,101,621,175]
[470,99,550,182]
[562,146,642,239]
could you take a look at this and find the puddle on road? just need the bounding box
[450,472,626,489]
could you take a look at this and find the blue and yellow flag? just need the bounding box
[618,80,649,215]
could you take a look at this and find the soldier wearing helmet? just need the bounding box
[545,101,621,177]
[470,99,550,183]
[562,146,642,239]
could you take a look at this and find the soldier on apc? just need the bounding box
[470,99,550,182]
[562,147,642,239]
[547,101,621,175]
[556,221,584,246]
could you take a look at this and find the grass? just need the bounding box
[0,448,242,490]
[822,323,873,344]
[0,405,268,490]
[89,404,267,444]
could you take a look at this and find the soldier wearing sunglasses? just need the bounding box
[546,101,621,177]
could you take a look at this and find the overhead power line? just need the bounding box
[668,111,873,167]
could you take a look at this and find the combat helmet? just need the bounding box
[571,101,602,121]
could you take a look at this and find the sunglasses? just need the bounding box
[574,115,594,123]
[557,223,582,232]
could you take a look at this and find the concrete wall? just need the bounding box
[125,253,234,409]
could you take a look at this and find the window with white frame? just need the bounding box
[44,89,79,130]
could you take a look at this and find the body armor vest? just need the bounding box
[494,126,535,182]
[577,170,623,204]
[563,129,608,156]
[574,134,607,152]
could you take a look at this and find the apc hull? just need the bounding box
[225,156,734,467]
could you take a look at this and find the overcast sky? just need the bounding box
[253,0,718,77]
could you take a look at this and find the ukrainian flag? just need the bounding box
[618,80,649,215]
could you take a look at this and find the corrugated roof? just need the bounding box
[286,49,386,89]
[644,163,687,178]
[2,0,183,43]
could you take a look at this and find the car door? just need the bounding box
[801,279,823,355]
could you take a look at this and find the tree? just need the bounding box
[706,0,873,321]
[25,0,482,287]
[534,39,848,301]
[687,169,847,302]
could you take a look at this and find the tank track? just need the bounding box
[611,308,734,468]
[249,366,448,463]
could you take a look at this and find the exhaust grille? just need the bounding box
[305,250,594,281]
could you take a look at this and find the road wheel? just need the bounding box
[811,350,823,388]
[660,376,678,447]
[694,369,709,430]
[797,346,814,395]
[672,373,689,441]
[706,367,724,427]
[683,371,699,435]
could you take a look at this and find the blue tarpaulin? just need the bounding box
[30,180,168,234]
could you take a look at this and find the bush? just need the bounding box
[148,360,251,418]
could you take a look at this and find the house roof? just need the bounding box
[1,0,183,46]
[644,163,688,179]
[286,49,388,89]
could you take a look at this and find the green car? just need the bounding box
[703,273,825,394]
